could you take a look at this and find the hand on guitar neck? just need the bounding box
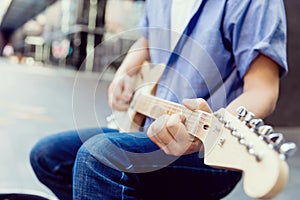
[147,98,212,156]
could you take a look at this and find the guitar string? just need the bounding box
[138,95,211,134]
[138,95,209,124]
[139,95,211,119]
[139,95,211,122]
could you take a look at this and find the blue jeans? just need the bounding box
[30,128,241,200]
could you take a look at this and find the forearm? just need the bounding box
[226,88,278,119]
[115,37,150,78]
[226,54,280,119]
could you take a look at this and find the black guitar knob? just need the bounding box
[279,142,297,159]
[237,106,248,120]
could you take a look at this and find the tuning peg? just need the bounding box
[249,118,264,132]
[237,106,248,120]
[279,142,297,160]
[243,112,255,125]
[257,125,273,137]
[267,133,285,149]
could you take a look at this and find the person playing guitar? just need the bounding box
[30,0,294,199]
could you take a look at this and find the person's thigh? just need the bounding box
[78,131,177,173]
[30,127,119,174]
[73,131,170,199]
[30,127,118,200]
[75,131,241,200]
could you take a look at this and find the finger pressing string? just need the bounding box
[148,114,169,136]
[182,98,212,113]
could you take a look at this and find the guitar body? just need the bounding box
[107,63,165,132]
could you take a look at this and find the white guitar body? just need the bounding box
[107,63,165,132]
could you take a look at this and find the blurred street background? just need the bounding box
[0,0,299,199]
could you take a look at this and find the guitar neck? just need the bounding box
[133,94,212,141]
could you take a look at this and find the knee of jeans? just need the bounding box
[76,137,111,165]
[29,136,61,173]
[76,135,131,171]
[74,145,105,176]
[30,140,44,170]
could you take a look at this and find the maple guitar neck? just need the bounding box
[133,93,212,142]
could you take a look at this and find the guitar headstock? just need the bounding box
[203,107,297,199]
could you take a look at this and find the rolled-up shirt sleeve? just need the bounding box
[223,0,288,78]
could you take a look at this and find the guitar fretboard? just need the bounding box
[133,94,211,141]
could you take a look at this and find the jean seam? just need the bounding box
[120,172,125,200]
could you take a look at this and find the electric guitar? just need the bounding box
[107,63,297,199]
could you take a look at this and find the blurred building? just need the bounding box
[0,0,145,71]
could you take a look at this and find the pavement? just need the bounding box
[0,58,299,199]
